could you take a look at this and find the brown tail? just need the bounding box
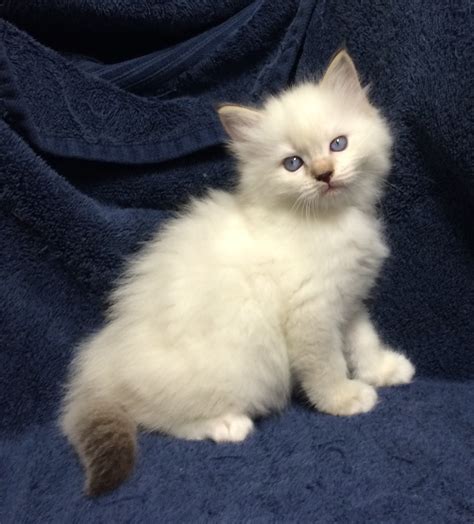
[73,406,137,496]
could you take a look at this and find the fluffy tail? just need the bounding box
[61,401,137,496]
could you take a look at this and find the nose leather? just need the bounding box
[316,171,333,183]
[311,158,334,182]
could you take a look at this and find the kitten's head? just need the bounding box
[218,50,392,214]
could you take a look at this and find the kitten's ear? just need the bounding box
[218,104,262,142]
[321,50,364,97]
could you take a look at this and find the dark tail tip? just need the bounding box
[78,411,136,496]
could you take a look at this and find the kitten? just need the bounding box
[60,50,415,496]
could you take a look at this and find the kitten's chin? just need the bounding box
[292,191,348,217]
[308,182,373,215]
[318,183,351,206]
[321,184,344,196]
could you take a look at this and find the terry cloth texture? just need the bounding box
[0,1,473,522]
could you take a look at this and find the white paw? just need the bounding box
[356,350,415,387]
[208,414,254,443]
[316,379,378,416]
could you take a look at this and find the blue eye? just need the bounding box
[330,135,348,152]
[283,156,304,172]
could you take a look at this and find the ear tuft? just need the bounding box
[217,104,262,142]
[321,50,364,96]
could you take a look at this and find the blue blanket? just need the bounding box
[1,1,473,522]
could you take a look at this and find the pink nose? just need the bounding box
[315,171,333,184]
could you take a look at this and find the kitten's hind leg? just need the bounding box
[172,414,254,443]
[345,308,415,387]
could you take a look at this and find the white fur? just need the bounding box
[61,52,414,445]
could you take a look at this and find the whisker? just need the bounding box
[383,179,407,196]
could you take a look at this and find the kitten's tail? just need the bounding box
[61,397,137,496]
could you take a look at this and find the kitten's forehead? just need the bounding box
[262,84,356,150]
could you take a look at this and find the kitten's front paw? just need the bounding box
[208,414,254,443]
[315,379,377,416]
[356,349,415,387]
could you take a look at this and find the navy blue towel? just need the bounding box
[0,1,473,522]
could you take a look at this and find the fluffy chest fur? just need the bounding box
[134,192,389,340]
[243,201,389,325]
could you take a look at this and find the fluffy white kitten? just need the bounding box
[61,50,414,496]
